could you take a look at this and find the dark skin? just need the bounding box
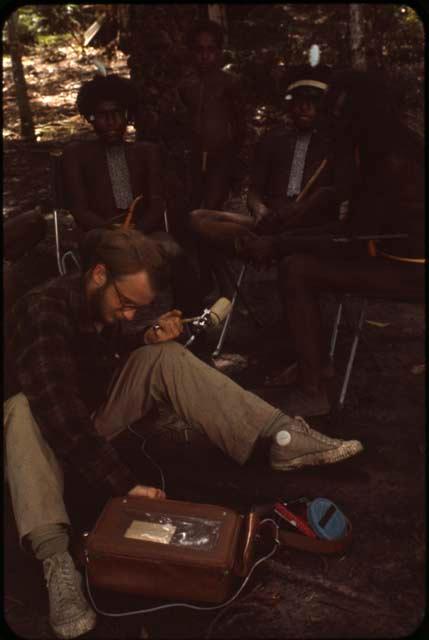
[179,29,248,295]
[260,86,425,394]
[180,31,245,153]
[63,98,204,316]
[189,92,330,250]
[247,93,320,226]
[62,100,165,233]
[194,77,424,402]
[179,31,246,210]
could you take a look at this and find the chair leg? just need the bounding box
[212,264,247,358]
[342,300,383,373]
[329,299,344,361]
[336,299,368,412]
[53,209,65,276]
[163,209,169,233]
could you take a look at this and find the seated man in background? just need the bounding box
[236,70,425,416]
[189,65,342,292]
[5,228,363,639]
[62,73,202,315]
[247,63,337,231]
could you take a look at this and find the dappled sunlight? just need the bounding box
[2,43,128,216]
[3,44,128,142]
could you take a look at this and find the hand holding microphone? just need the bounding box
[144,309,184,345]
[144,299,232,347]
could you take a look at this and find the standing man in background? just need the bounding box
[179,19,246,297]
[179,19,246,211]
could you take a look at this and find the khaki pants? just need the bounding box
[4,342,280,541]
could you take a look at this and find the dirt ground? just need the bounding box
[3,45,426,639]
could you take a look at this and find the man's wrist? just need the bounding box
[144,322,163,345]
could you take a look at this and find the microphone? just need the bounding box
[183,297,232,327]
[184,298,232,348]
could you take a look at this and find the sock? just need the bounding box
[260,411,296,440]
[28,523,70,561]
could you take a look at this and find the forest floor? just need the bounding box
[3,45,426,639]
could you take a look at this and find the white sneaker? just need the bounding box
[43,551,96,639]
[271,416,363,471]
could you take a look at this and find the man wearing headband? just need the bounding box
[247,64,336,231]
[188,65,339,295]
[5,228,362,638]
[236,70,424,415]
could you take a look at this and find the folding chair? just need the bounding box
[50,151,81,275]
[328,296,369,412]
[212,263,247,357]
[329,290,424,412]
[50,150,171,277]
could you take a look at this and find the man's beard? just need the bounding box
[89,283,115,326]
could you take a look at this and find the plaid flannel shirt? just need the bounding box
[9,274,148,496]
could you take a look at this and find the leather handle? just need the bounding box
[234,510,261,577]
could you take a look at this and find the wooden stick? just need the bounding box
[122,194,143,230]
[295,158,328,203]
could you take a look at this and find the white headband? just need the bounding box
[287,79,328,93]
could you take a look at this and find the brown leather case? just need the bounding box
[85,497,249,604]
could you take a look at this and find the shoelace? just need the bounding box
[44,557,82,606]
[288,416,341,447]
[290,416,311,434]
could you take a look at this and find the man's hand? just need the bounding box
[144,309,183,344]
[253,203,271,225]
[235,233,277,267]
[128,485,166,500]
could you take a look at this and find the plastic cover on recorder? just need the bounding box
[124,511,222,550]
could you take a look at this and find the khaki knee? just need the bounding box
[128,341,186,368]
[4,392,64,490]
[4,392,33,434]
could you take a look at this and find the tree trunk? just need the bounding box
[6,11,36,142]
[208,4,228,45]
[349,4,367,70]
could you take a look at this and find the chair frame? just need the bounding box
[212,264,247,358]
[329,296,369,411]
[53,208,81,276]
[51,150,170,276]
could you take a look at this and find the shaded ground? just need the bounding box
[3,45,426,640]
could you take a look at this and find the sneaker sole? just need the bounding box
[271,440,364,471]
[51,607,96,640]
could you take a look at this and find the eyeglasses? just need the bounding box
[109,273,142,312]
